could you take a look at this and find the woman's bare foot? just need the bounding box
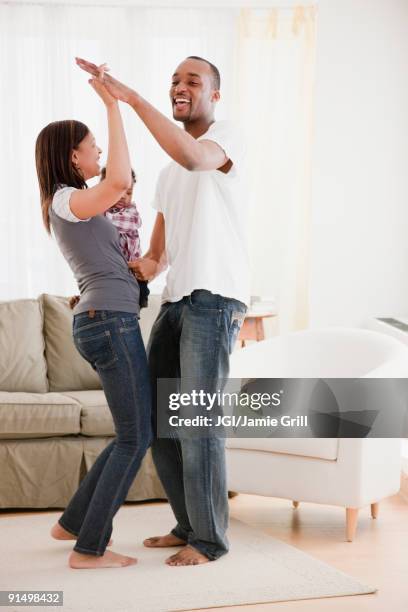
[166,546,210,566]
[51,523,113,546]
[143,533,185,548]
[69,550,137,569]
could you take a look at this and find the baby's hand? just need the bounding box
[69,295,80,310]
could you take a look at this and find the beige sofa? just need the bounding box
[0,294,166,509]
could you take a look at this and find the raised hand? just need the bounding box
[76,57,136,104]
[88,72,117,106]
[75,57,100,78]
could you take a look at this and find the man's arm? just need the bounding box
[76,58,228,172]
[128,213,167,281]
[127,95,227,172]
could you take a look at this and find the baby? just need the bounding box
[69,167,149,310]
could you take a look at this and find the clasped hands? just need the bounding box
[75,57,136,104]
[128,258,158,282]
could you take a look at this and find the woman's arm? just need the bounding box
[70,78,131,220]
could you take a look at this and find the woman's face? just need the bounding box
[71,131,102,180]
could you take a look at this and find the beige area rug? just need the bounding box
[1,503,376,612]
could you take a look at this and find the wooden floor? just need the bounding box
[203,492,408,612]
[2,493,407,611]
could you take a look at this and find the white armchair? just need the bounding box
[227,328,408,541]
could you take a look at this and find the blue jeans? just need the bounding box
[147,290,247,560]
[58,310,152,556]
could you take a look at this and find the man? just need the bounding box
[77,55,250,566]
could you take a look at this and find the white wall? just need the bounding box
[309,0,408,327]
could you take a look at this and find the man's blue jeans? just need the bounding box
[147,290,247,561]
[58,310,152,556]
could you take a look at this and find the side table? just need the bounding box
[238,310,277,348]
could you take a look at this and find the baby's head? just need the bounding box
[100,167,137,209]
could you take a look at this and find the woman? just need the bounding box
[35,70,152,569]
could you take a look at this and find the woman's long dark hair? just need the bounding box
[35,120,89,233]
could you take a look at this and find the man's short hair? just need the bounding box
[187,56,221,90]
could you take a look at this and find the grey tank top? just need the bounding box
[49,208,140,316]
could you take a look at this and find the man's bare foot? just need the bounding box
[51,523,112,546]
[143,533,185,548]
[166,546,210,566]
[69,550,137,569]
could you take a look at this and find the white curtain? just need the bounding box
[0,2,316,333]
[234,6,317,332]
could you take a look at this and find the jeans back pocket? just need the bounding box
[75,330,118,371]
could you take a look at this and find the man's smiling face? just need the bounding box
[169,58,219,123]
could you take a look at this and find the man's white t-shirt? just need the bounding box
[152,120,250,306]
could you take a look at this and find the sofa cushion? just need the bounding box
[61,390,114,437]
[0,299,48,393]
[0,392,81,439]
[40,294,102,392]
[225,438,339,461]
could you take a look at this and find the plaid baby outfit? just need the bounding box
[104,202,149,308]
[104,202,142,261]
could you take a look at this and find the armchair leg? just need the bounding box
[371,502,379,519]
[346,508,359,542]
[292,501,299,508]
